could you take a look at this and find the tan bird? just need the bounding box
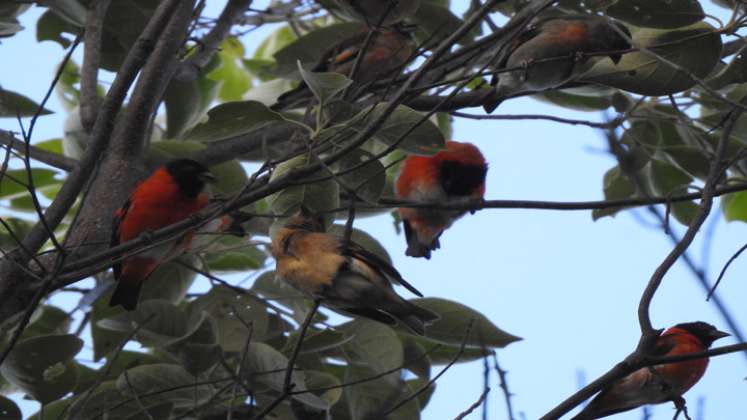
[270,209,439,334]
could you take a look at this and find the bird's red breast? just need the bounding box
[395,140,487,199]
[653,326,709,391]
[116,167,209,244]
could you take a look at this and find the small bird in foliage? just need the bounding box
[109,159,217,311]
[270,208,439,334]
[272,25,415,110]
[331,0,421,27]
[572,321,729,420]
[395,140,487,259]
[484,16,631,112]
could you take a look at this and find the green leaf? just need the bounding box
[91,295,129,361]
[207,38,252,102]
[645,160,698,225]
[164,73,221,139]
[411,2,470,47]
[205,249,264,272]
[35,138,64,155]
[401,334,493,365]
[0,89,53,117]
[21,305,71,339]
[330,149,387,202]
[722,191,747,223]
[274,23,363,77]
[36,9,78,48]
[189,285,270,351]
[255,26,297,61]
[534,86,614,111]
[251,270,311,325]
[184,100,285,143]
[592,165,637,220]
[340,319,403,375]
[0,334,83,403]
[139,256,198,305]
[303,370,343,406]
[0,395,21,420]
[167,311,220,375]
[267,155,340,228]
[297,61,353,105]
[351,103,446,155]
[607,0,705,29]
[581,23,722,96]
[706,45,747,89]
[97,300,190,348]
[45,0,88,27]
[244,342,329,410]
[0,168,59,200]
[115,364,212,408]
[410,298,522,348]
[331,0,420,27]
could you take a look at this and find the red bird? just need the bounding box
[109,159,216,310]
[395,140,487,259]
[573,322,729,419]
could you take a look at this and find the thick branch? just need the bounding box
[79,0,111,132]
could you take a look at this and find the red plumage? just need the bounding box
[395,140,487,259]
[109,159,214,310]
[572,322,729,419]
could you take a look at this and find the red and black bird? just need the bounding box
[484,16,631,112]
[109,159,216,310]
[395,140,487,259]
[573,322,729,419]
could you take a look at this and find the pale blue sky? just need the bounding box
[1,1,746,419]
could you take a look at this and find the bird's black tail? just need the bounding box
[392,300,440,336]
[109,280,142,311]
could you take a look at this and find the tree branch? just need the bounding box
[79,0,111,132]
[0,130,77,171]
[174,0,253,81]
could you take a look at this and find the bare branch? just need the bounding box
[0,130,77,171]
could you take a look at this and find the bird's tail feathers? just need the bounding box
[403,220,440,259]
[109,259,158,311]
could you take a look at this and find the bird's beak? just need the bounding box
[200,171,217,183]
[710,329,731,341]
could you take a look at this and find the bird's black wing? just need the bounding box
[341,240,424,297]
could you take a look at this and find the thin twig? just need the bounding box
[455,387,491,420]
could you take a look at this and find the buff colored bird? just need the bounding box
[271,209,439,334]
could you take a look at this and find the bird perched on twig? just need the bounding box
[483,16,631,112]
[572,321,729,419]
[109,159,217,310]
[270,208,439,334]
[395,141,487,259]
[272,25,415,110]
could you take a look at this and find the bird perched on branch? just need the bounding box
[331,0,421,27]
[109,159,217,310]
[572,321,729,420]
[395,140,487,259]
[270,208,439,334]
[272,25,415,110]
[483,16,631,113]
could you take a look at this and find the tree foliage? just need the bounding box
[0,0,746,419]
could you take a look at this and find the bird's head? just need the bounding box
[674,321,730,348]
[165,159,216,198]
[284,206,326,232]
